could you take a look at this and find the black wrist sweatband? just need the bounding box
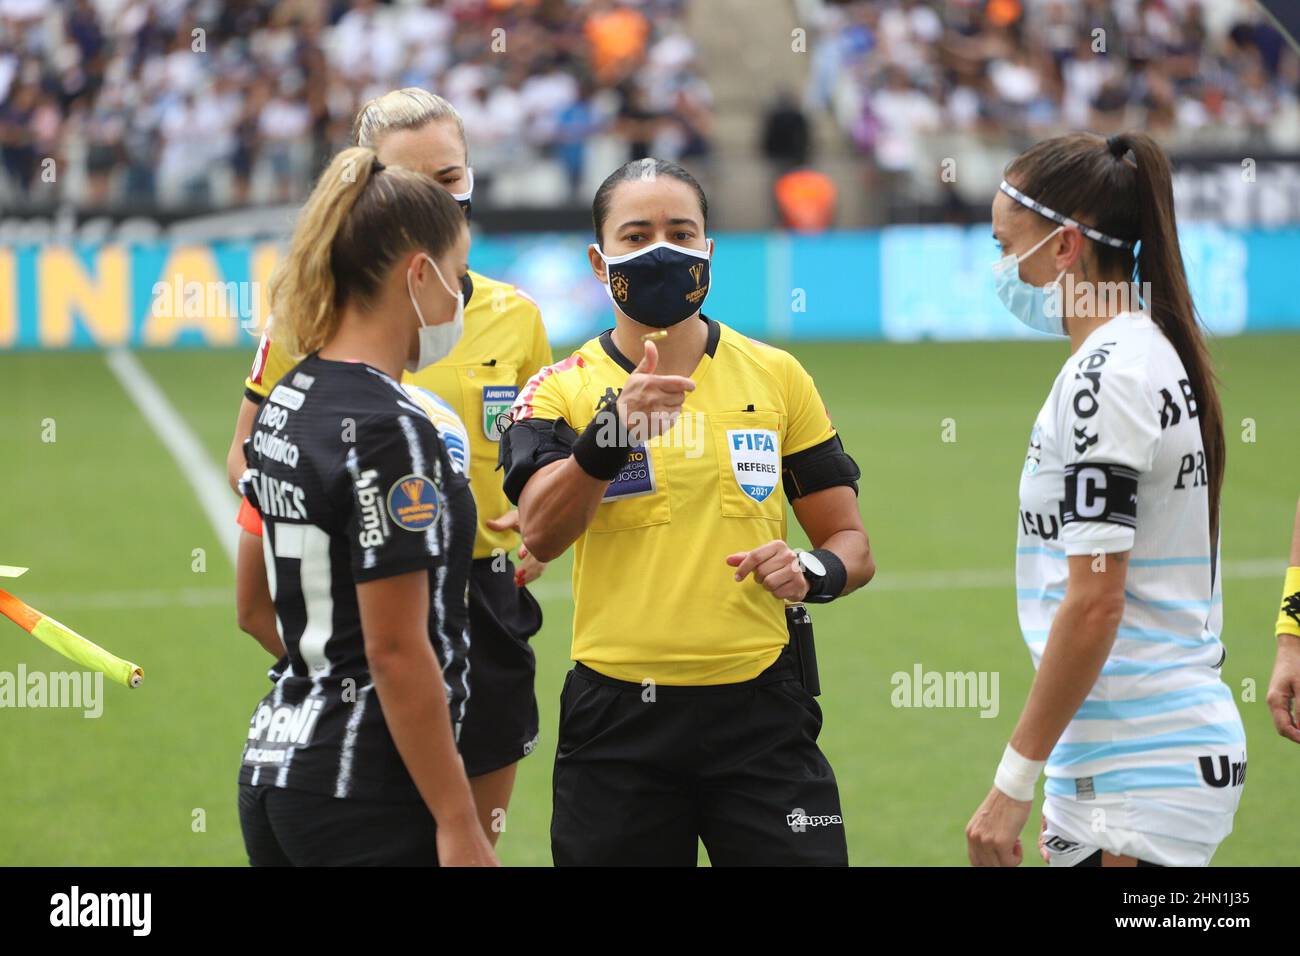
[807,548,848,602]
[571,406,634,481]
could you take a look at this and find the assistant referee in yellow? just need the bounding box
[500,158,875,866]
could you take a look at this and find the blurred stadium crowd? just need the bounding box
[1,0,1296,224]
[0,0,713,208]
[803,0,1300,177]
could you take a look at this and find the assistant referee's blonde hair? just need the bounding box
[351,87,468,158]
[269,146,465,357]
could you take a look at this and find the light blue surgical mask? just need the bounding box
[992,225,1067,336]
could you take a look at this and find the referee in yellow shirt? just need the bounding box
[224,89,552,841]
[500,158,876,866]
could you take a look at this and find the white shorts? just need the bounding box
[1041,793,1230,867]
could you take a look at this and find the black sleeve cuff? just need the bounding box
[244,386,266,405]
[571,406,634,481]
[782,434,861,499]
[804,548,848,603]
[499,417,579,504]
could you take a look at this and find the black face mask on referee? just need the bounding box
[591,240,712,328]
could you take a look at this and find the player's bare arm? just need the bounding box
[357,570,498,867]
[967,552,1128,866]
[234,529,283,659]
[226,396,260,492]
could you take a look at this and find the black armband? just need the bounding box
[782,434,861,500]
[805,548,848,603]
[498,416,579,504]
[1062,462,1139,529]
[571,406,634,482]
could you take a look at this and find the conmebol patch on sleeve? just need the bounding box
[727,429,780,502]
[387,474,442,531]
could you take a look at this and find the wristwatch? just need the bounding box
[795,549,831,603]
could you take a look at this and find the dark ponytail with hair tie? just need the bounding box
[1106,134,1129,159]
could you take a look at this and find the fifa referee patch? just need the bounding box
[387,474,441,531]
[727,429,780,502]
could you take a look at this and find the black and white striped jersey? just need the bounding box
[237,353,476,803]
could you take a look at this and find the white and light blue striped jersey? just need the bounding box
[1016,310,1244,853]
[402,384,471,478]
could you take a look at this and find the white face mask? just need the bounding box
[992,225,1067,336]
[449,167,473,208]
[405,253,464,373]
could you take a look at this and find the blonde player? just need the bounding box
[236,147,495,866]
[227,90,551,844]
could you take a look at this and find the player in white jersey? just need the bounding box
[965,131,1243,867]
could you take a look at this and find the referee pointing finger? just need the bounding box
[500,159,876,866]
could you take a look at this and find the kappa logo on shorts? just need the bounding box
[786,807,844,832]
[483,385,517,441]
[386,474,441,531]
[727,429,780,502]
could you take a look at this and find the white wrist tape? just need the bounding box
[993,743,1045,802]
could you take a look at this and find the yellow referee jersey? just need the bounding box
[244,270,552,560]
[511,317,837,685]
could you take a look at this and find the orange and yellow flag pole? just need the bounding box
[0,568,143,689]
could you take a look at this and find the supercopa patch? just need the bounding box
[727,429,779,502]
[387,474,441,531]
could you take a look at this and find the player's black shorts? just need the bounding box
[238,784,439,866]
[550,639,848,866]
[459,557,542,777]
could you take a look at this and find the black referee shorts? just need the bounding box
[551,641,848,866]
[238,785,439,866]
[459,557,543,778]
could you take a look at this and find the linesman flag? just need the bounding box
[0,568,144,689]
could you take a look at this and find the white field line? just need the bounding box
[22,559,1287,612]
[867,558,1287,592]
[105,348,238,566]
[24,587,233,611]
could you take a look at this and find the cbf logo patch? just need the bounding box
[387,474,441,531]
[483,386,517,441]
[610,272,629,302]
[727,429,779,502]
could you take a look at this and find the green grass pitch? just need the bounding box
[0,334,1295,866]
